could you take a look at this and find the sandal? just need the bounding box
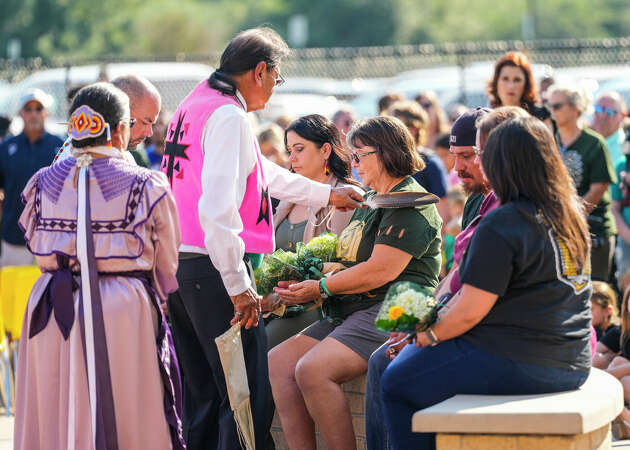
[611,416,630,440]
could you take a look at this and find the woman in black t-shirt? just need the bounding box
[590,281,620,341]
[595,283,630,366]
[380,116,592,450]
[597,284,630,437]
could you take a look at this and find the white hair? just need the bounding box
[595,91,628,115]
[547,83,591,116]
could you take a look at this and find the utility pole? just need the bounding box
[522,0,536,41]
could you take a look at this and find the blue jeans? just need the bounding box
[380,338,589,450]
[366,344,391,450]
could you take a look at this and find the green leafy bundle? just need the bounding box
[304,233,339,262]
[255,233,339,296]
[375,281,438,333]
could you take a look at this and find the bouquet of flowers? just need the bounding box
[304,232,339,262]
[255,233,339,296]
[375,281,439,333]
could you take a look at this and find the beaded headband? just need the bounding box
[68,105,109,141]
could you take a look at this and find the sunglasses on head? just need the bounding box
[594,105,618,118]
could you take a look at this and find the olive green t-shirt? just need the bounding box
[336,176,442,301]
[129,148,150,168]
[461,192,484,230]
[561,128,617,238]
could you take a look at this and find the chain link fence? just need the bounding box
[1,36,630,121]
[3,36,630,81]
[282,36,630,78]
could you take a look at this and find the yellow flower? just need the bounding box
[388,305,405,321]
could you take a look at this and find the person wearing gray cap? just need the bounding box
[0,88,63,268]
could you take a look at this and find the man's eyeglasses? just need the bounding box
[473,145,483,157]
[350,150,377,164]
[23,106,43,113]
[121,118,137,129]
[274,72,285,87]
[594,105,618,118]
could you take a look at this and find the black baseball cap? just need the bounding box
[449,107,491,147]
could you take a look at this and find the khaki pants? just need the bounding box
[0,241,34,268]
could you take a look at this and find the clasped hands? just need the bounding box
[231,280,321,329]
[273,280,320,304]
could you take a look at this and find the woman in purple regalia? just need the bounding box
[13,83,185,450]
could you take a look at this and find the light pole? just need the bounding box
[522,0,537,41]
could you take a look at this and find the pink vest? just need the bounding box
[161,80,274,253]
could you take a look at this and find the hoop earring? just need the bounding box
[324,159,331,176]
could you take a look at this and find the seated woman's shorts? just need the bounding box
[301,302,389,360]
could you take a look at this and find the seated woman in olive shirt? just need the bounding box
[270,116,442,450]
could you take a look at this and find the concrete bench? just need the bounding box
[412,368,623,449]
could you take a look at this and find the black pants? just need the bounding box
[167,256,274,450]
[591,235,615,282]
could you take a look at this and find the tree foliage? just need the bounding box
[1,0,629,59]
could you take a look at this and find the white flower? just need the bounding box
[377,284,437,325]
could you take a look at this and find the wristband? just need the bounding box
[320,278,333,297]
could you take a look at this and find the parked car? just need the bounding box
[258,93,348,123]
[563,66,630,108]
[275,76,384,101]
[0,62,214,135]
[350,61,552,117]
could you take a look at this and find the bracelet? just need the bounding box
[426,328,440,346]
[320,278,333,297]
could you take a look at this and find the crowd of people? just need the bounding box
[1,25,630,450]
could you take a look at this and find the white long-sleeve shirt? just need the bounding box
[186,92,331,296]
